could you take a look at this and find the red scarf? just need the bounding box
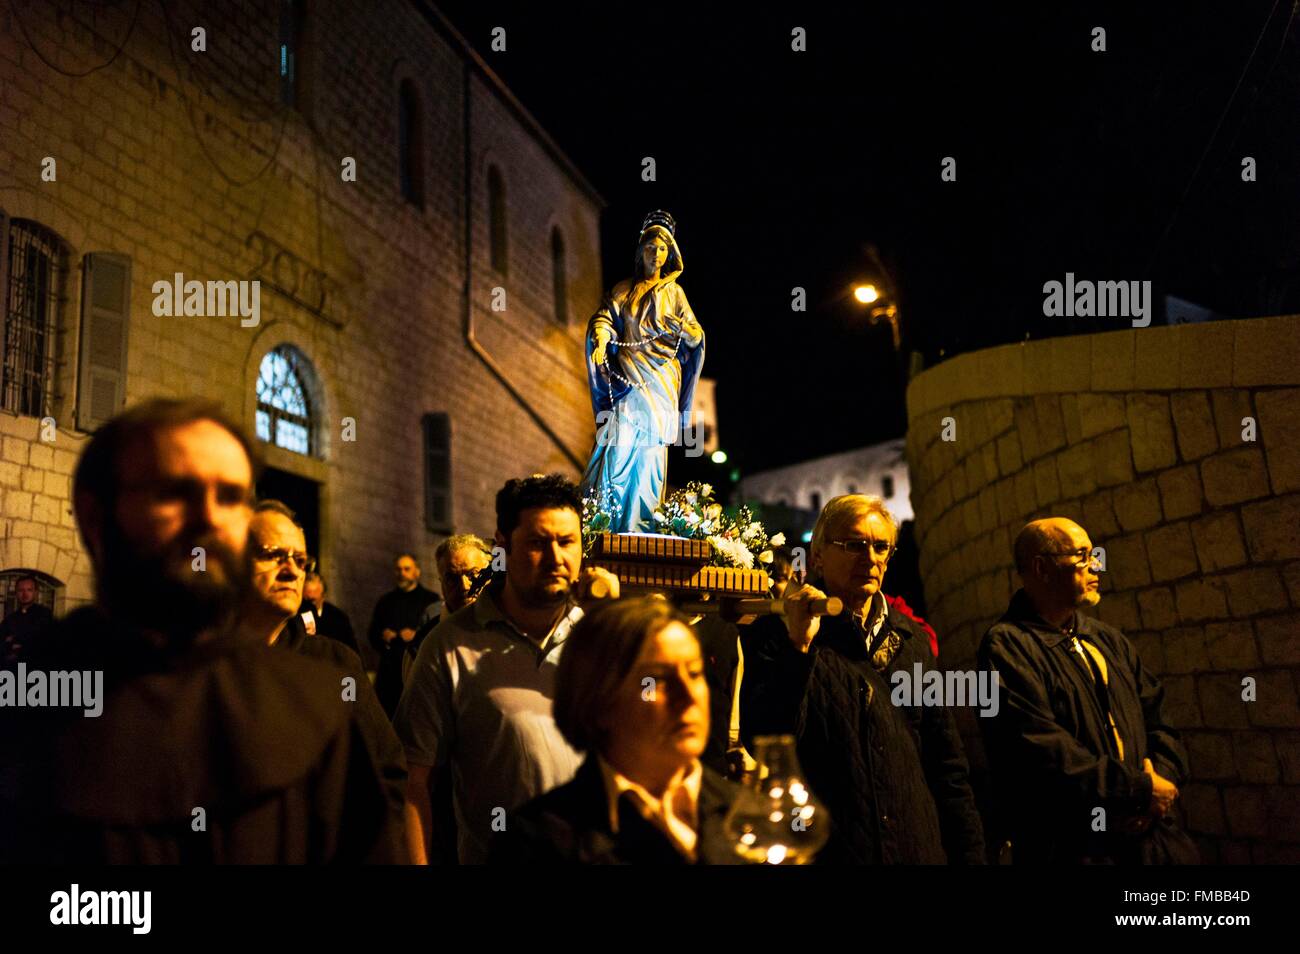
[885,594,939,659]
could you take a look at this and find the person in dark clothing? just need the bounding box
[741,494,985,864]
[492,756,744,865]
[0,398,403,863]
[274,613,409,858]
[0,575,53,667]
[6,608,397,863]
[369,553,439,716]
[243,501,409,854]
[694,614,756,780]
[978,518,1197,865]
[300,571,359,655]
[885,520,927,617]
[407,534,494,647]
[492,597,745,864]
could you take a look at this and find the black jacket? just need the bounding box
[300,600,359,656]
[368,586,439,716]
[274,612,409,858]
[978,589,1197,864]
[489,756,746,865]
[694,614,743,777]
[0,603,53,667]
[741,590,985,864]
[0,608,404,864]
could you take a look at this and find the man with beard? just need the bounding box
[978,518,1195,864]
[243,499,407,855]
[0,398,402,863]
[368,553,440,716]
[395,475,618,864]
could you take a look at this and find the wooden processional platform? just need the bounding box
[587,532,772,622]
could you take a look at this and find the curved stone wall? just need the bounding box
[905,314,1300,862]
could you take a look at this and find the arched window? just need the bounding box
[881,474,895,499]
[256,345,319,456]
[398,79,424,208]
[488,165,507,274]
[551,226,567,323]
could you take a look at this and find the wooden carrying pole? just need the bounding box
[678,596,844,619]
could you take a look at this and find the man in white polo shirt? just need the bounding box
[395,474,618,864]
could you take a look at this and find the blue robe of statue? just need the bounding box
[582,275,705,534]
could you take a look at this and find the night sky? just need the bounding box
[433,1,1300,476]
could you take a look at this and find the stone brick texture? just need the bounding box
[0,2,604,627]
[906,318,1300,861]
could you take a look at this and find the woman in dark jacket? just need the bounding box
[490,597,745,865]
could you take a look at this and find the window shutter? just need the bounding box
[77,253,131,431]
[0,208,10,335]
[423,412,452,532]
[551,228,567,324]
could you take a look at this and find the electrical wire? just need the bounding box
[1219,0,1299,158]
[158,0,288,189]
[8,0,141,78]
[1145,0,1285,270]
[161,0,284,126]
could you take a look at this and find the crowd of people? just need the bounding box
[0,397,1196,865]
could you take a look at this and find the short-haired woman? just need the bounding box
[490,597,743,864]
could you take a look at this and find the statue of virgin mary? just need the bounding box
[582,210,705,533]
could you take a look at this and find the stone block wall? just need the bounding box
[0,0,603,621]
[905,314,1300,862]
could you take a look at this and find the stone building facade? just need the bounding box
[0,0,603,627]
[740,438,913,523]
[905,314,1300,862]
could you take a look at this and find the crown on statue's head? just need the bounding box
[640,210,676,236]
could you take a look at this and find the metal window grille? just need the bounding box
[0,571,59,620]
[2,220,62,418]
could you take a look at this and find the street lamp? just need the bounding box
[868,303,901,351]
[852,288,901,351]
[852,247,902,352]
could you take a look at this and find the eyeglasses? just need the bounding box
[1046,547,1100,569]
[253,545,316,573]
[827,539,894,558]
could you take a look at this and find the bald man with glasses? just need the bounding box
[244,500,410,859]
[978,517,1196,865]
